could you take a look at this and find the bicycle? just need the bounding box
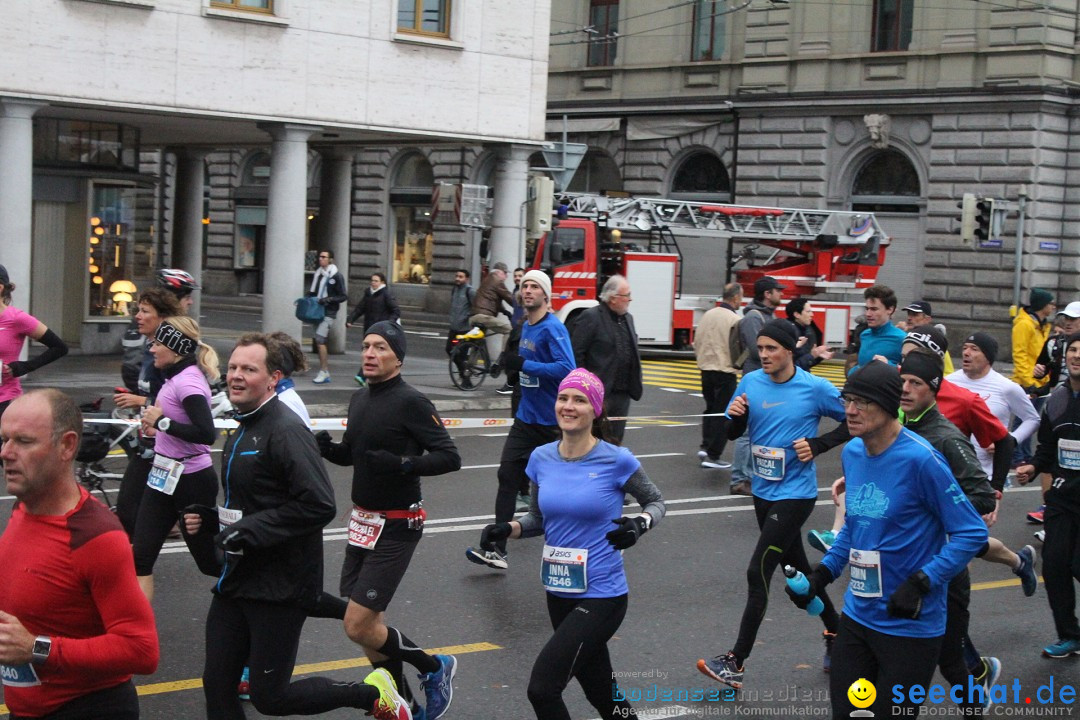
[76,399,140,508]
[448,325,491,391]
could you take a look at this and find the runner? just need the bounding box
[466,270,575,570]
[317,321,461,719]
[696,319,846,688]
[786,361,988,717]
[474,368,665,719]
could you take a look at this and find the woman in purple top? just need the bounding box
[133,315,220,601]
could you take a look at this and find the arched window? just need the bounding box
[669,152,731,202]
[850,150,920,214]
[390,153,434,285]
[566,151,622,193]
[240,151,271,186]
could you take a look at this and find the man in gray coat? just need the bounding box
[570,274,643,442]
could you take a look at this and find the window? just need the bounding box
[544,227,586,268]
[398,0,450,37]
[211,0,272,11]
[670,152,731,202]
[588,0,618,67]
[850,150,920,214]
[872,0,913,52]
[87,183,153,319]
[390,154,435,285]
[34,120,141,171]
[691,0,726,61]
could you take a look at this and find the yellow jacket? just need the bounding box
[1011,310,1050,389]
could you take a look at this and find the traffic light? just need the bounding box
[974,198,995,242]
[957,193,976,244]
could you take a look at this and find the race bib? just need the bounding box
[1,663,41,687]
[849,549,883,598]
[1058,439,1080,471]
[751,445,786,481]
[348,508,386,550]
[218,506,243,534]
[541,545,588,593]
[146,454,184,495]
[519,371,539,388]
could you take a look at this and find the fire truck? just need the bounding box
[529,193,891,349]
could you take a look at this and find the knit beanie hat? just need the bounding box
[899,351,943,393]
[521,270,552,300]
[757,319,799,352]
[1029,288,1054,313]
[365,320,406,361]
[964,332,998,365]
[842,360,902,418]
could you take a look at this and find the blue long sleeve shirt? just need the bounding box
[851,322,907,375]
[516,313,576,426]
[822,428,988,637]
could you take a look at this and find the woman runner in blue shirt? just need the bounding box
[475,368,665,720]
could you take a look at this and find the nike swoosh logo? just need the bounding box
[762,401,785,409]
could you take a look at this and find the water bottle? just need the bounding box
[784,565,824,616]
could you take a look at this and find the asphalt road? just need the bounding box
[1,331,1075,718]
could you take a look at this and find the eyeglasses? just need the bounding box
[615,293,632,299]
[841,395,871,411]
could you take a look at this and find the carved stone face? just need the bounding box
[863,114,891,149]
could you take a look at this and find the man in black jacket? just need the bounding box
[190,333,410,720]
[318,321,462,720]
[570,274,642,442]
[307,250,348,384]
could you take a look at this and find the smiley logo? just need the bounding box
[848,678,876,709]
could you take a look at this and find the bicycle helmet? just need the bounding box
[156,268,198,296]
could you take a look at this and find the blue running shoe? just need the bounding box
[420,654,457,719]
[1014,545,1038,597]
[1042,638,1080,658]
[977,657,1001,713]
[807,529,835,554]
[696,652,744,689]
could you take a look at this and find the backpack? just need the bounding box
[728,308,763,369]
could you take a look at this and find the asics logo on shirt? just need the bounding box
[762,400,786,409]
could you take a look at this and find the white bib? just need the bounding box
[541,545,589,593]
[849,549,883,598]
[147,453,184,495]
[348,508,386,550]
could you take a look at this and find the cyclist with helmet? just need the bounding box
[157,268,198,312]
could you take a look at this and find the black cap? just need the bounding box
[963,332,998,365]
[758,319,799,352]
[754,276,786,295]
[365,320,406,361]
[842,360,902,418]
[903,300,932,316]
[903,326,949,359]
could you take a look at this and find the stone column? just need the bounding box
[0,99,46,309]
[490,144,531,271]
[318,149,355,354]
[258,122,321,337]
[172,148,209,320]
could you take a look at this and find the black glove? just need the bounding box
[606,516,648,550]
[181,504,218,536]
[314,431,333,455]
[784,565,833,609]
[317,297,329,305]
[887,570,931,620]
[502,351,525,374]
[480,522,513,550]
[365,449,404,474]
[214,526,249,553]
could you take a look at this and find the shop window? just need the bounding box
[34,119,141,171]
[211,0,272,12]
[398,0,450,37]
[588,0,619,67]
[850,149,920,214]
[872,0,913,52]
[670,152,731,202]
[566,151,622,194]
[87,183,153,319]
[691,0,726,61]
[390,154,435,284]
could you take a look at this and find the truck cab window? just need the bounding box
[545,227,585,266]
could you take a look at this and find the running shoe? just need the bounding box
[364,668,412,720]
[495,383,514,395]
[1014,545,1038,597]
[822,631,836,673]
[465,546,508,570]
[696,652,744,689]
[1027,506,1045,524]
[977,657,1001,713]
[701,457,732,470]
[1042,638,1080,658]
[697,449,709,460]
[237,666,250,701]
[1034,529,1045,543]
[419,654,456,720]
[729,481,752,497]
[807,530,835,553]
[312,370,331,384]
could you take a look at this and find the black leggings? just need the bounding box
[203,595,377,720]
[830,614,942,717]
[732,496,839,661]
[527,593,632,720]
[494,422,559,553]
[9,680,138,720]
[116,452,152,539]
[1043,504,1080,641]
[132,466,218,576]
[937,569,979,709]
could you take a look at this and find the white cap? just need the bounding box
[1058,301,1080,319]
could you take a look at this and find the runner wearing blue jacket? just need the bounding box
[787,361,989,717]
[697,320,847,689]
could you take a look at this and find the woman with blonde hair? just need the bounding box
[134,315,220,601]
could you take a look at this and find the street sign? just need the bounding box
[979,239,1003,249]
[1039,240,1060,251]
[541,142,588,192]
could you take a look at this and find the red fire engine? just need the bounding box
[529,193,891,348]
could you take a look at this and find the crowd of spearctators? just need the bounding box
[0,262,1078,719]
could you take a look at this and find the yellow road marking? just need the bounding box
[971,577,1042,592]
[0,642,501,714]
